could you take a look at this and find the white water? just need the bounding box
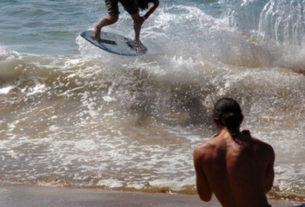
[0,0,304,201]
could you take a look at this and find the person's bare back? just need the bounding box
[193,98,275,207]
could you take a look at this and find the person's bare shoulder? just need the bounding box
[250,136,275,158]
[194,139,220,162]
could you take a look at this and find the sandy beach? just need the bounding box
[0,183,297,207]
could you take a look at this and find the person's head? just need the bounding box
[212,97,244,137]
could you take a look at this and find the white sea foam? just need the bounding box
[0,86,14,95]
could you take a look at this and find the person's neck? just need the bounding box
[218,127,241,139]
[215,127,232,138]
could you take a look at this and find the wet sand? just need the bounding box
[0,183,296,207]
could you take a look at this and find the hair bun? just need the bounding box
[220,112,242,127]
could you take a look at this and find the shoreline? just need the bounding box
[0,183,298,207]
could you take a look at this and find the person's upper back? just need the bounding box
[200,129,274,207]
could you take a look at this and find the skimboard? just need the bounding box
[80,30,147,56]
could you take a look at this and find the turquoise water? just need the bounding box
[0,0,214,55]
[0,0,305,201]
[0,0,97,54]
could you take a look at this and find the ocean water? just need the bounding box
[0,0,305,201]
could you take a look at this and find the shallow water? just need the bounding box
[0,0,305,201]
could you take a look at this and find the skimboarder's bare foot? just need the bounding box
[94,25,101,42]
[128,40,147,52]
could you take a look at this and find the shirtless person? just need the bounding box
[94,0,159,48]
[193,97,275,207]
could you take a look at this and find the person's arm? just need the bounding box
[143,0,159,20]
[193,146,212,201]
[264,145,275,193]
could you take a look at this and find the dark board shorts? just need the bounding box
[105,0,139,16]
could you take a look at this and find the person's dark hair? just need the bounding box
[137,0,153,10]
[212,97,244,138]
